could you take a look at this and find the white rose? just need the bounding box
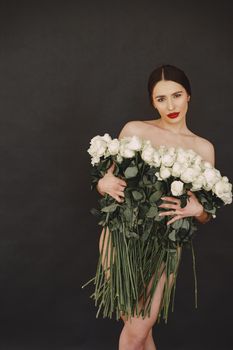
[91,156,100,166]
[161,152,176,167]
[180,167,198,183]
[120,144,135,158]
[90,135,101,145]
[119,137,135,158]
[160,166,172,180]
[116,154,123,163]
[155,171,163,180]
[191,174,205,191]
[202,161,213,169]
[168,146,176,154]
[153,150,161,167]
[186,149,198,163]
[102,133,112,143]
[222,176,229,183]
[203,168,221,189]
[141,144,155,165]
[127,136,142,151]
[212,181,232,204]
[193,154,203,166]
[171,180,184,196]
[158,145,168,156]
[108,139,120,155]
[192,164,202,176]
[171,162,183,177]
[88,138,107,158]
[176,148,190,165]
[220,193,233,205]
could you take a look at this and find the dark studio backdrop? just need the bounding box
[0,0,232,349]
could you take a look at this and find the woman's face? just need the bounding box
[151,80,190,123]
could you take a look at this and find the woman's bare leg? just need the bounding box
[119,248,181,350]
[119,271,167,350]
[99,228,181,350]
[144,330,157,350]
[121,316,156,350]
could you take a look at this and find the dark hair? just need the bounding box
[147,64,191,106]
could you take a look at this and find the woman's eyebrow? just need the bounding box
[155,90,183,98]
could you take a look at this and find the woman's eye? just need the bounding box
[157,98,164,102]
[174,94,181,98]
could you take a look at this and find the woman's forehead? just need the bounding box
[152,80,185,96]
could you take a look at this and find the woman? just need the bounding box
[96,64,215,350]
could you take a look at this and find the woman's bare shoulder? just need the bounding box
[194,135,215,166]
[118,120,150,139]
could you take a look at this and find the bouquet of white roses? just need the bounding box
[82,133,232,323]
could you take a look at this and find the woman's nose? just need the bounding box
[167,98,175,111]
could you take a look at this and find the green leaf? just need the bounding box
[146,206,158,218]
[123,207,132,221]
[124,166,138,179]
[101,203,119,213]
[168,230,176,241]
[132,190,143,201]
[149,191,162,203]
[143,175,151,185]
[154,181,163,191]
[154,212,165,222]
[171,219,183,230]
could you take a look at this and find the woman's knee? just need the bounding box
[122,323,150,347]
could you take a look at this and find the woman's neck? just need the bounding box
[156,117,190,136]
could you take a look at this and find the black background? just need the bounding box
[0,0,232,349]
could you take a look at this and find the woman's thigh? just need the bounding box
[120,246,182,330]
[120,270,167,337]
[99,227,181,329]
[99,226,116,280]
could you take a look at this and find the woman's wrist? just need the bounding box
[195,203,204,217]
[194,204,211,224]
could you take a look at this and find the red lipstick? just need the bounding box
[167,112,180,118]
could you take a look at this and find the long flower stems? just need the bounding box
[83,222,197,323]
[171,245,182,313]
[191,240,198,308]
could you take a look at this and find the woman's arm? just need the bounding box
[96,164,127,202]
[96,121,140,199]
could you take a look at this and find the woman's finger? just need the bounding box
[167,215,182,225]
[118,184,126,191]
[158,210,180,217]
[114,195,124,203]
[118,179,127,187]
[107,163,115,173]
[159,203,178,210]
[116,190,125,198]
[161,196,180,205]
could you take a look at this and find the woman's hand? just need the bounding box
[97,163,127,203]
[158,190,204,225]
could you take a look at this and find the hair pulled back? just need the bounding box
[147,64,191,106]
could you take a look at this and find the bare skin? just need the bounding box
[97,80,215,349]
